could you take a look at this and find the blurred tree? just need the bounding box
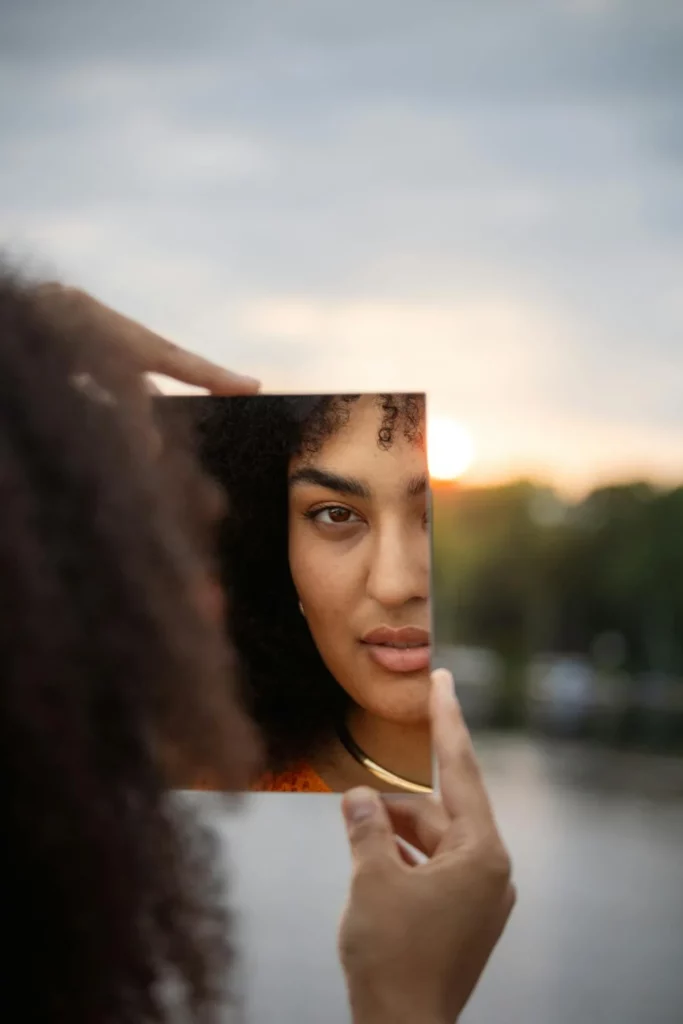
[433,479,683,747]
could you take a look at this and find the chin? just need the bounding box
[363,675,431,725]
[385,705,431,726]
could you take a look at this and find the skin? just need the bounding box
[47,286,514,1021]
[37,284,256,625]
[34,284,261,396]
[340,670,516,1024]
[288,396,432,790]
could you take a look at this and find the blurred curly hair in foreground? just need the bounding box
[0,264,257,1024]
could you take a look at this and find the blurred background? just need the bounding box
[2,1,682,1021]
[434,478,683,756]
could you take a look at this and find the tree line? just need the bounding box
[433,479,683,747]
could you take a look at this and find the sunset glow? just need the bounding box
[427,416,475,481]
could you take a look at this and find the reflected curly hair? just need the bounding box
[0,267,256,1024]
[161,393,425,773]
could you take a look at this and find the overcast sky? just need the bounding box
[2,0,682,493]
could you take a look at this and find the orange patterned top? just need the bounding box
[187,762,331,794]
[256,763,331,793]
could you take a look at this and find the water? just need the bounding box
[201,736,683,1024]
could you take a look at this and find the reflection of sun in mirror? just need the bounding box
[427,416,475,481]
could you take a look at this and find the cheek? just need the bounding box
[289,529,357,628]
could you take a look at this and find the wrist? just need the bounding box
[347,983,448,1024]
[352,1010,447,1024]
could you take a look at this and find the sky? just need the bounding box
[1,0,682,496]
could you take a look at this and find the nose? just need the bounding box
[365,521,430,609]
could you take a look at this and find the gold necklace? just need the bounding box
[336,720,432,794]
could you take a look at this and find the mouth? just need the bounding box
[360,626,431,674]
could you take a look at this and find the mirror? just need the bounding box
[162,393,433,794]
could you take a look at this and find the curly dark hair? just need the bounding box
[0,266,257,1023]
[160,393,426,773]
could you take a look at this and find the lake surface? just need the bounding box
[201,735,683,1024]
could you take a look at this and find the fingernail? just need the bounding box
[432,667,456,698]
[344,787,379,823]
[234,373,261,387]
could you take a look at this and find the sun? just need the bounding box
[427,416,475,481]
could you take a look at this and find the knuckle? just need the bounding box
[350,855,405,907]
[505,881,518,913]
[35,282,66,303]
[51,284,82,303]
[339,917,379,973]
[353,849,395,886]
[455,736,480,777]
[476,834,513,886]
[349,818,380,845]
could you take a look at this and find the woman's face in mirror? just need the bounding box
[287,396,430,725]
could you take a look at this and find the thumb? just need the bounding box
[342,787,400,868]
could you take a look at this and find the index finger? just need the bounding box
[37,285,260,396]
[145,341,261,396]
[430,669,497,841]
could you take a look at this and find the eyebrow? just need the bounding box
[288,468,429,501]
[288,468,371,499]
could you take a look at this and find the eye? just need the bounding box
[308,505,362,526]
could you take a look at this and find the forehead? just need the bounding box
[290,396,427,480]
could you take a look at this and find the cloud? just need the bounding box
[233,294,567,399]
[1,0,682,492]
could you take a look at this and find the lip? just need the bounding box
[362,626,430,646]
[361,626,431,674]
